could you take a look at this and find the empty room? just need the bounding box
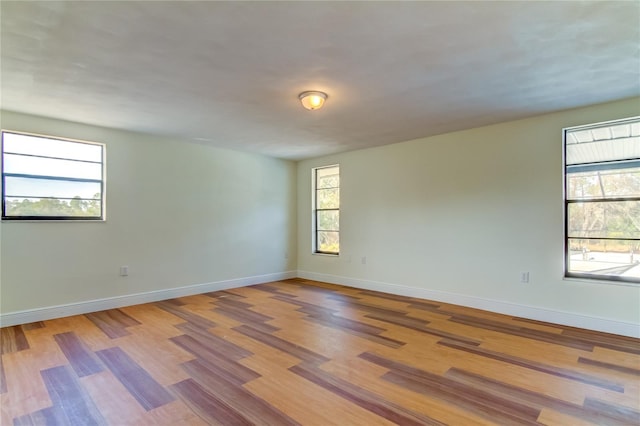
[1,1,639,425]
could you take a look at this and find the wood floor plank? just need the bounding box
[2,350,58,419]
[563,327,640,351]
[582,397,640,424]
[53,332,104,378]
[146,400,211,426]
[96,347,174,411]
[115,333,193,387]
[80,370,149,425]
[340,299,410,317]
[181,358,300,426]
[243,371,400,426]
[28,315,117,355]
[589,345,640,371]
[407,340,597,405]
[13,365,106,426]
[301,314,406,348]
[252,283,299,297]
[13,407,56,425]
[577,356,640,376]
[2,278,639,425]
[234,324,330,365]
[170,335,260,386]
[176,322,253,361]
[1,326,29,354]
[171,378,251,426]
[0,355,6,394]
[438,339,624,392]
[20,322,45,331]
[271,294,340,316]
[448,314,597,351]
[536,408,602,426]
[290,362,445,426]
[271,318,381,360]
[365,312,482,346]
[85,309,141,339]
[358,289,436,306]
[213,304,276,325]
[445,368,636,426]
[319,357,499,426]
[383,370,543,425]
[155,301,217,329]
[210,297,255,310]
[360,351,543,425]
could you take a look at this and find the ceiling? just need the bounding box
[1,1,639,160]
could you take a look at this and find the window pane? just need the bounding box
[566,136,640,165]
[317,188,339,209]
[566,119,640,165]
[3,153,102,180]
[567,238,640,280]
[567,200,640,239]
[317,210,339,231]
[317,231,339,253]
[567,167,640,200]
[317,166,339,189]
[4,176,101,199]
[3,132,102,162]
[4,197,102,217]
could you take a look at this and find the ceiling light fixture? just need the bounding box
[298,91,327,111]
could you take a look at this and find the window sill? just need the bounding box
[562,276,639,288]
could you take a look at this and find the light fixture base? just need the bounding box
[299,91,327,110]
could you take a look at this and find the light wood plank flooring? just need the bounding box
[1,278,639,425]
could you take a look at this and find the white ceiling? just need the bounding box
[1,1,639,160]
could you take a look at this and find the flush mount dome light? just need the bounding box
[299,91,327,110]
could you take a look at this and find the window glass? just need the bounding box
[2,131,105,220]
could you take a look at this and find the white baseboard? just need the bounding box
[297,270,640,339]
[3,269,637,338]
[0,271,296,327]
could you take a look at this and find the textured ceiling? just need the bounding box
[1,1,639,160]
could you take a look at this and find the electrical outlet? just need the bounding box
[520,271,530,283]
[361,256,367,265]
[120,266,129,276]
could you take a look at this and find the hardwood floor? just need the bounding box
[1,278,639,425]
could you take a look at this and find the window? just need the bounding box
[313,165,339,254]
[564,117,640,283]
[2,131,105,220]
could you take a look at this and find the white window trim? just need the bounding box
[562,116,640,285]
[1,129,106,221]
[312,164,340,255]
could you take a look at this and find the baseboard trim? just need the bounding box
[0,271,296,327]
[297,270,640,338]
[3,269,637,338]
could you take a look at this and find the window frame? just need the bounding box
[1,130,106,221]
[563,117,640,284]
[312,164,340,255]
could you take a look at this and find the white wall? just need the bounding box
[298,97,640,336]
[0,111,297,318]
[2,99,639,336]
